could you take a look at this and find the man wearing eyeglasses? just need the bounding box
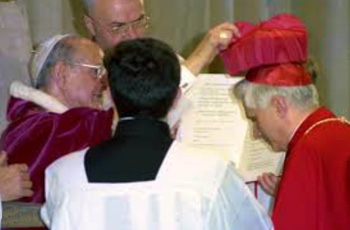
[81,0,240,91]
[0,35,114,210]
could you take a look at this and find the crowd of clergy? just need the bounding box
[0,0,349,229]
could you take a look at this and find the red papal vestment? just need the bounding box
[0,97,113,204]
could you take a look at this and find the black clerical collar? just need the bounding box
[114,116,171,140]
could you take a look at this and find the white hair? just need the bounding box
[233,79,320,111]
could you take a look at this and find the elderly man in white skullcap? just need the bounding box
[0,35,114,205]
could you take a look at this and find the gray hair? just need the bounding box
[35,36,78,89]
[233,79,320,111]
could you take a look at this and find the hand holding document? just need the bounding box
[238,121,285,182]
[177,74,284,182]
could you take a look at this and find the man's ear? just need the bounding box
[51,61,67,89]
[172,88,182,109]
[84,14,96,37]
[167,88,183,139]
[271,96,288,119]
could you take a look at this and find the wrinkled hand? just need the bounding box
[257,172,280,196]
[185,22,241,75]
[0,151,33,201]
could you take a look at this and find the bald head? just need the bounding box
[82,0,143,15]
[67,37,103,63]
[83,0,145,50]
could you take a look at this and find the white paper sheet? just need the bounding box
[177,74,284,182]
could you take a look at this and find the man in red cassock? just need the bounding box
[233,62,350,229]
[220,13,350,230]
[0,34,114,205]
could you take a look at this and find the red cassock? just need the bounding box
[0,97,113,204]
[272,107,350,230]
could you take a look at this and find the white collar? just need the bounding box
[10,81,68,114]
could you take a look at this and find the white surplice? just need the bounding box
[41,141,272,230]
